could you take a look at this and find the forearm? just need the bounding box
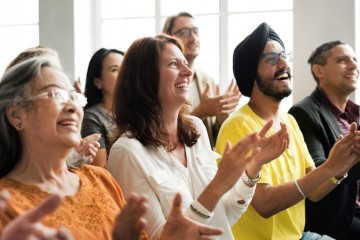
[190,105,208,120]
[253,166,334,218]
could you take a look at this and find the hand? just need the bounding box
[325,122,360,177]
[213,133,261,194]
[192,80,241,123]
[74,133,101,164]
[246,120,289,177]
[113,193,148,240]
[215,79,242,125]
[73,77,82,94]
[0,192,74,240]
[160,193,223,240]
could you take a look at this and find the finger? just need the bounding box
[215,83,220,95]
[258,120,273,137]
[169,193,182,218]
[82,133,101,143]
[349,122,358,134]
[232,133,260,154]
[223,141,232,155]
[25,194,62,223]
[0,189,10,211]
[226,79,236,92]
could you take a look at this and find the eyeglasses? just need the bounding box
[24,89,87,107]
[172,27,199,37]
[261,51,294,65]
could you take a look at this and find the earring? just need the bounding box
[97,86,102,90]
[16,122,23,130]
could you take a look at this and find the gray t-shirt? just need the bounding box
[81,104,116,155]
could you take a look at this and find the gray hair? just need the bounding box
[0,57,57,177]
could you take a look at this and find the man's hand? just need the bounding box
[191,80,241,124]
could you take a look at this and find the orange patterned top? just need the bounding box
[0,165,148,240]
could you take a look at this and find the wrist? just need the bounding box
[331,172,348,185]
[242,170,262,186]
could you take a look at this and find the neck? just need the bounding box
[248,88,283,129]
[319,87,351,112]
[101,94,113,113]
[7,143,79,196]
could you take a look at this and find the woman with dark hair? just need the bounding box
[108,34,289,239]
[82,48,124,168]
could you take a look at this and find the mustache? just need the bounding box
[274,68,292,79]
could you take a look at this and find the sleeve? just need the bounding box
[288,106,326,166]
[81,111,106,149]
[107,142,165,240]
[197,115,256,225]
[223,176,256,226]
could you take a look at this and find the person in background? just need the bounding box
[163,12,241,147]
[82,48,124,168]
[289,40,360,239]
[0,56,224,240]
[108,34,289,240]
[5,45,101,168]
[216,22,360,240]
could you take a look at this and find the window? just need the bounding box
[100,0,293,109]
[0,0,39,74]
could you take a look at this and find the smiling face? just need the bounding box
[158,43,193,110]
[255,40,292,101]
[21,66,84,149]
[316,44,358,96]
[171,16,200,62]
[95,52,124,98]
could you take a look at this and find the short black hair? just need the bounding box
[308,40,346,83]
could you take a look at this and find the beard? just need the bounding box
[255,70,292,101]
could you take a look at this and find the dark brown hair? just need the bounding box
[112,34,200,149]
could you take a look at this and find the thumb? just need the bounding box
[169,193,182,218]
[26,194,62,223]
[349,122,358,133]
[224,140,232,154]
[202,82,211,97]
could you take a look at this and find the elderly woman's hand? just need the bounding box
[0,190,74,240]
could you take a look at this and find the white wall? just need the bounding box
[293,0,357,104]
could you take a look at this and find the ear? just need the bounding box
[6,104,24,131]
[312,64,324,81]
[93,77,102,90]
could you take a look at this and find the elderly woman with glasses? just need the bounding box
[0,56,228,240]
[0,57,145,239]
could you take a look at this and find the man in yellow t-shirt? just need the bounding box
[216,22,360,240]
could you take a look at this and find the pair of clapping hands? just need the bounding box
[0,190,224,240]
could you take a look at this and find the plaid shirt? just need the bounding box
[318,88,360,211]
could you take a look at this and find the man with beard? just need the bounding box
[216,23,360,239]
[289,41,360,239]
[163,12,241,148]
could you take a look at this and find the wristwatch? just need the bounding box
[331,172,348,185]
[242,170,262,185]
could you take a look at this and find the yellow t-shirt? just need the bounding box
[215,104,314,240]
